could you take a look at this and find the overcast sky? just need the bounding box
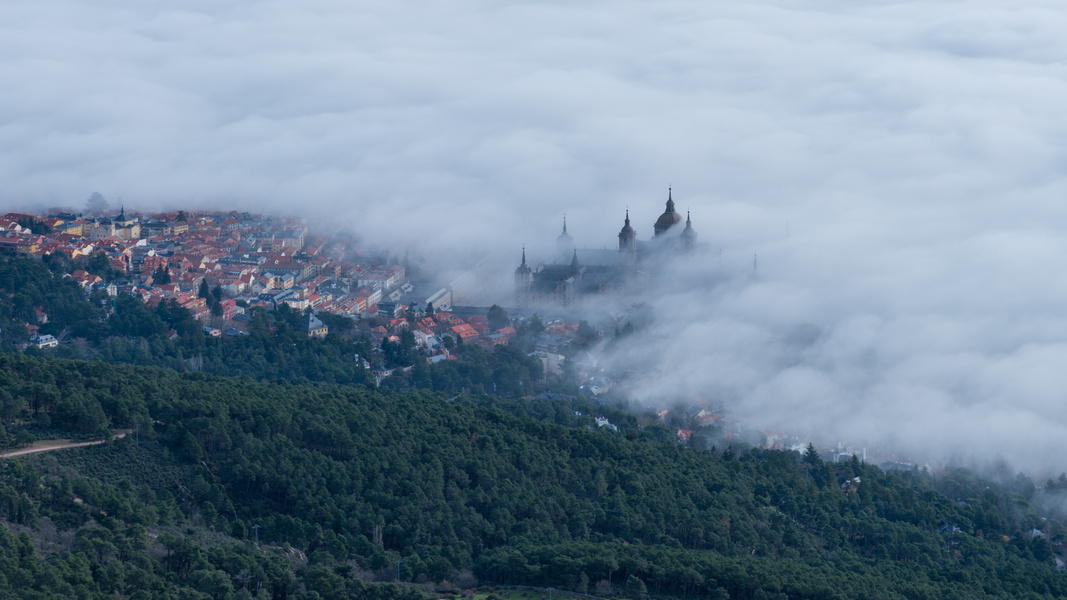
[4,0,1067,472]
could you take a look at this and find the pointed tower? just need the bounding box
[618,210,637,263]
[556,215,575,258]
[654,187,683,237]
[515,247,534,306]
[681,210,696,251]
[570,249,581,276]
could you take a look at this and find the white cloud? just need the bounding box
[4,0,1067,470]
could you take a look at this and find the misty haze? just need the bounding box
[6,0,1065,472]
[3,0,1067,597]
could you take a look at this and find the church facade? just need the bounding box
[515,189,697,307]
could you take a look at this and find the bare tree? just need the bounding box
[456,570,478,589]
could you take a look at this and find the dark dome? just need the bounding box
[654,210,682,230]
[654,190,682,236]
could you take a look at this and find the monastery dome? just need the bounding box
[653,189,683,236]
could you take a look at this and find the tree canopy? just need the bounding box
[1,254,1066,599]
[0,354,1064,599]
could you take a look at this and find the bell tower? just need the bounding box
[681,211,696,251]
[618,210,637,264]
[514,247,533,306]
[556,215,575,258]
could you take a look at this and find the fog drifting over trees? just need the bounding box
[3,0,1067,471]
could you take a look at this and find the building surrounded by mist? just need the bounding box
[515,189,696,307]
[86,206,142,241]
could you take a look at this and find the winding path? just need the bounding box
[0,431,129,459]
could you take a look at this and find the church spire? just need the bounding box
[557,213,575,257]
[515,245,533,302]
[516,246,531,274]
[570,249,580,273]
[681,210,696,251]
[619,209,637,260]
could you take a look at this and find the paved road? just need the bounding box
[0,431,129,459]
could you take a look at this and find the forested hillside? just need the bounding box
[1,355,1065,599]
[0,255,567,398]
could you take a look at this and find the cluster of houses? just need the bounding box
[0,209,423,335]
[3,207,643,398]
[373,309,518,355]
[1,208,540,362]
[663,405,728,442]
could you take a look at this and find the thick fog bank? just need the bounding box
[608,229,1067,475]
[4,0,1067,472]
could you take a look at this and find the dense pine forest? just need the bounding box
[1,255,1067,599]
[1,355,1066,599]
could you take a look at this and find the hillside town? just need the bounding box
[0,206,538,354]
[0,205,916,470]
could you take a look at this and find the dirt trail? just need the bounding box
[0,431,129,459]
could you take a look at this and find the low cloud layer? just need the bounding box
[4,0,1067,471]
